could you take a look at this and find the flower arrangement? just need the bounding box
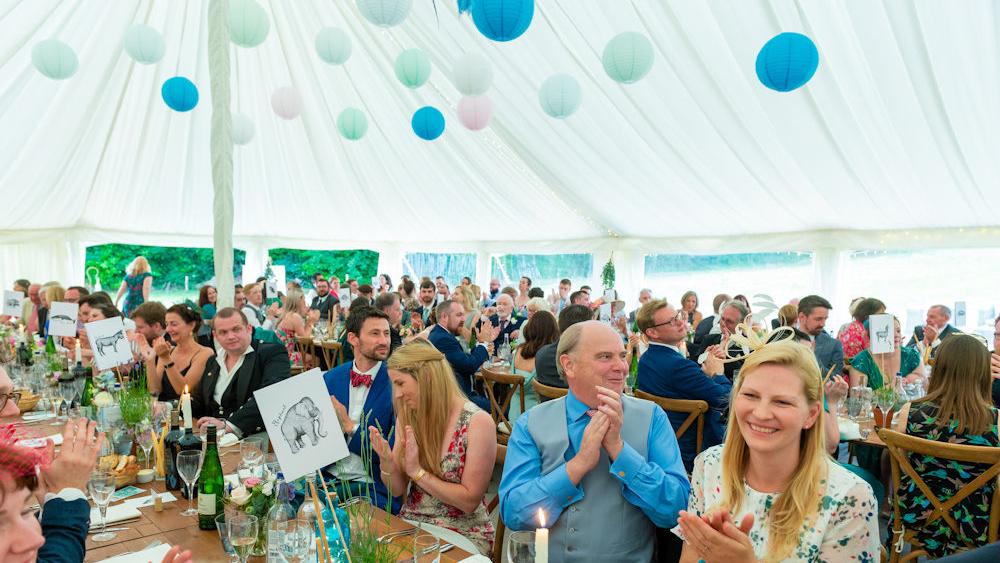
[225,472,279,556]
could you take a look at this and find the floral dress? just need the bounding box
[398,401,495,555]
[273,327,301,367]
[121,272,150,318]
[677,445,880,562]
[838,320,869,361]
[894,402,999,558]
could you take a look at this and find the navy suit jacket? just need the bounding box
[38,497,89,563]
[428,325,490,410]
[323,362,401,514]
[479,314,524,349]
[814,331,845,376]
[636,343,731,471]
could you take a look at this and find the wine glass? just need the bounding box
[135,423,156,470]
[238,436,265,483]
[46,389,63,425]
[227,513,259,563]
[176,450,203,517]
[278,518,314,563]
[506,530,537,563]
[88,471,118,541]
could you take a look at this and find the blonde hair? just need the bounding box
[278,287,307,324]
[43,285,65,306]
[777,304,798,327]
[386,340,467,479]
[718,340,827,562]
[455,285,478,313]
[128,256,151,275]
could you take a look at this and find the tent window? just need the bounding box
[404,253,476,289]
[490,254,592,293]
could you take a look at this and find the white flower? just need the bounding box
[230,485,252,506]
[262,482,273,497]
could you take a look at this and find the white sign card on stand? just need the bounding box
[3,290,24,317]
[48,301,79,338]
[868,314,895,355]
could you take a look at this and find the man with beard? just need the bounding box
[428,300,498,411]
[797,294,844,376]
[323,308,401,512]
[482,278,501,307]
[374,292,403,354]
[310,278,340,322]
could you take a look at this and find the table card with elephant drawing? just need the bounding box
[254,367,349,480]
[84,316,134,370]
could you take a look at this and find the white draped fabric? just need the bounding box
[2,1,1000,285]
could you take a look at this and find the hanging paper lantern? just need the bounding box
[271,87,302,119]
[337,108,368,141]
[315,27,352,65]
[755,32,819,92]
[538,74,581,119]
[356,0,412,28]
[232,113,255,145]
[31,39,78,80]
[161,77,199,112]
[411,106,445,141]
[457,95,493,131]
[394,48,431,89]
[464,0,534,42]
[122,24,165,65]
[229,0,270,48]
[452,52,493,96]
[602,32,654,84]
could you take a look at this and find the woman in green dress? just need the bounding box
[848,315,923,390]
[115,256,152,318]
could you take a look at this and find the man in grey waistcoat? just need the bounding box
[499,321,690,562]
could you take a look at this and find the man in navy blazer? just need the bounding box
[635,299,731,471]
[477,293,524,349]
[427,300,497,411]
[323,307,402,513]
[797,295,844,376]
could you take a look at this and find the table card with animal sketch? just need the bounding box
[254,367,349,481]
[47,301,79,338]
[868,313,894,354]
[85,316,133,370]
[3,290,24,317]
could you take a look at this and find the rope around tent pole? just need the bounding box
[208,0,235,309]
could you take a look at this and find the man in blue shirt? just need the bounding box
[499,321,690,562]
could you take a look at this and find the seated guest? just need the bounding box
[889,335,999,559]
[838,297,885,361]
[500,321,690,560]
[509,310,559,421]
[514,277,532,315]
[774,303,797,328]
[435,276,450,303]
[691,293,731,356]
[690,299,748,378]
[87,301,137,332]
[23,283,42,336]
[481,278,501,307]
[338,297,374,364]
[234,285,246,310]
[679,290,702,328]
[358,284,375,305]
[376,274,393,295]
[131,301,169,345]
[309,278,339,323]
[636,299,730,471]
[848,315,923,389]
[477,294,523,350]
[198,285,218,321]
[194,308,291,438]
[374,292,403,354]
[415,280,438,326]
[627,288,653,327]
[569,289,589,307]
[796,295,843,376]
[323,308,401,513]
[273,288,319,367]
[369,341,497,554]
[907,304,960,359]
[676,340,879,562]
[533,304,592,395]
[428,300,496,411]
[241,283,278,330]
[451,285,482,346]
[145,305,213,402]
[1,365,21,418]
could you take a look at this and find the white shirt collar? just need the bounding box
[352,360,382,376]
[648,341,681,354]
[218,343,254,363]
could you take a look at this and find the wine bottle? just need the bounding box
[198,426,224,530]
[44,334,56,356]
[176,421,202,498]
[75,363,93,406]
[163,412,184,491]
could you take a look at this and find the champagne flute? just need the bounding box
[227,513,259,563]
[88,471,118,541]
[176,450,203,517]
[135,423,156,470]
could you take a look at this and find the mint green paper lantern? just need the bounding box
[32,39,78,80]
[602,32,654,84]
[230,0,270,48]
[394,49,431,89]
[338,108,368,141]
[123,24,165,65]
[316,28,352,65]
[539,74,581,119]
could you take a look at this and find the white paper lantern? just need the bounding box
[356,0,412,28]
[452,52,493,96]
[271,87,302,120]
[122,25,165,65]
[232,113,255,145]
[315,27,352,65]
[457,95,493,131]
[31,39,78,80]
[539,74,581,119]
[230,0,270,48]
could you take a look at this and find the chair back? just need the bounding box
[480,368,525,444]
[633,390,709,455]
[295,336,317,367]
[531,378,568,400]
[878,428,1000,562]
[489,444,507,563]
[319,340,343,368]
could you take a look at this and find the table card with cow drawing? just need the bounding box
[47,301,79,338]
[3,290,24,317]
[868,313,894,355]
[84,316,133,370]
[253,367,349,481]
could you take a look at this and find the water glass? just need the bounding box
[278,518,314,563]
[846,396,864,420]
[227,513,259,563]
[176,450,203,517]
[412,532,440,562]
[88,471,118,541]
[215,513,238,562]
[506,530,537,563]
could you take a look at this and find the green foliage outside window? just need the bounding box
[85,244,246,291]
[268,248,379,288]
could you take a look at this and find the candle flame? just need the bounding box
[537,508,546,527]
[184,384,189,394]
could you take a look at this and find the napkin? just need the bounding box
[95,542,172,562]
[458,556,491,562]
[219,432,240,447]
[123,492,177,509]
[89,504,141,529]
[17,432,63,448]
[839,419,861,441]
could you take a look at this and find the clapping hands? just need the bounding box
[677,509,756,563]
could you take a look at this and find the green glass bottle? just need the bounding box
[78,363,95,407]
[197,425,225,530]
[44,334,57,355]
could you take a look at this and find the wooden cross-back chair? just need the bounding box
[480,368,525,445]
[319,340,343,369]
[531,378,568,401]
[488,444,507,563]
[633,390,709,455]
[295,336,318,369]
[878,428,1000,562]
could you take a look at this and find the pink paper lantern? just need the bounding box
[457,95,493,131]
[271,86,302,119]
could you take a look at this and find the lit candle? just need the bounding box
[74,339,82,364]
[181,385,193,429]
[536,508,549,563]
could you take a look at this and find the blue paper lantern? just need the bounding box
[467,0,534,42]
[411,106,445,141]
[161,77,199,112]
[755,32,819,92]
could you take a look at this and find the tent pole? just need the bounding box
[208,0,234,308]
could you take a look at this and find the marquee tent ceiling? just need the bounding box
[2,0,1000,251]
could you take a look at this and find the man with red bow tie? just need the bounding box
[323,307,401,513]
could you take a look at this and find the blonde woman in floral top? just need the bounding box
[676,339,879,562]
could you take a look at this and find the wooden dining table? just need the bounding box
[9,413,474,562]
